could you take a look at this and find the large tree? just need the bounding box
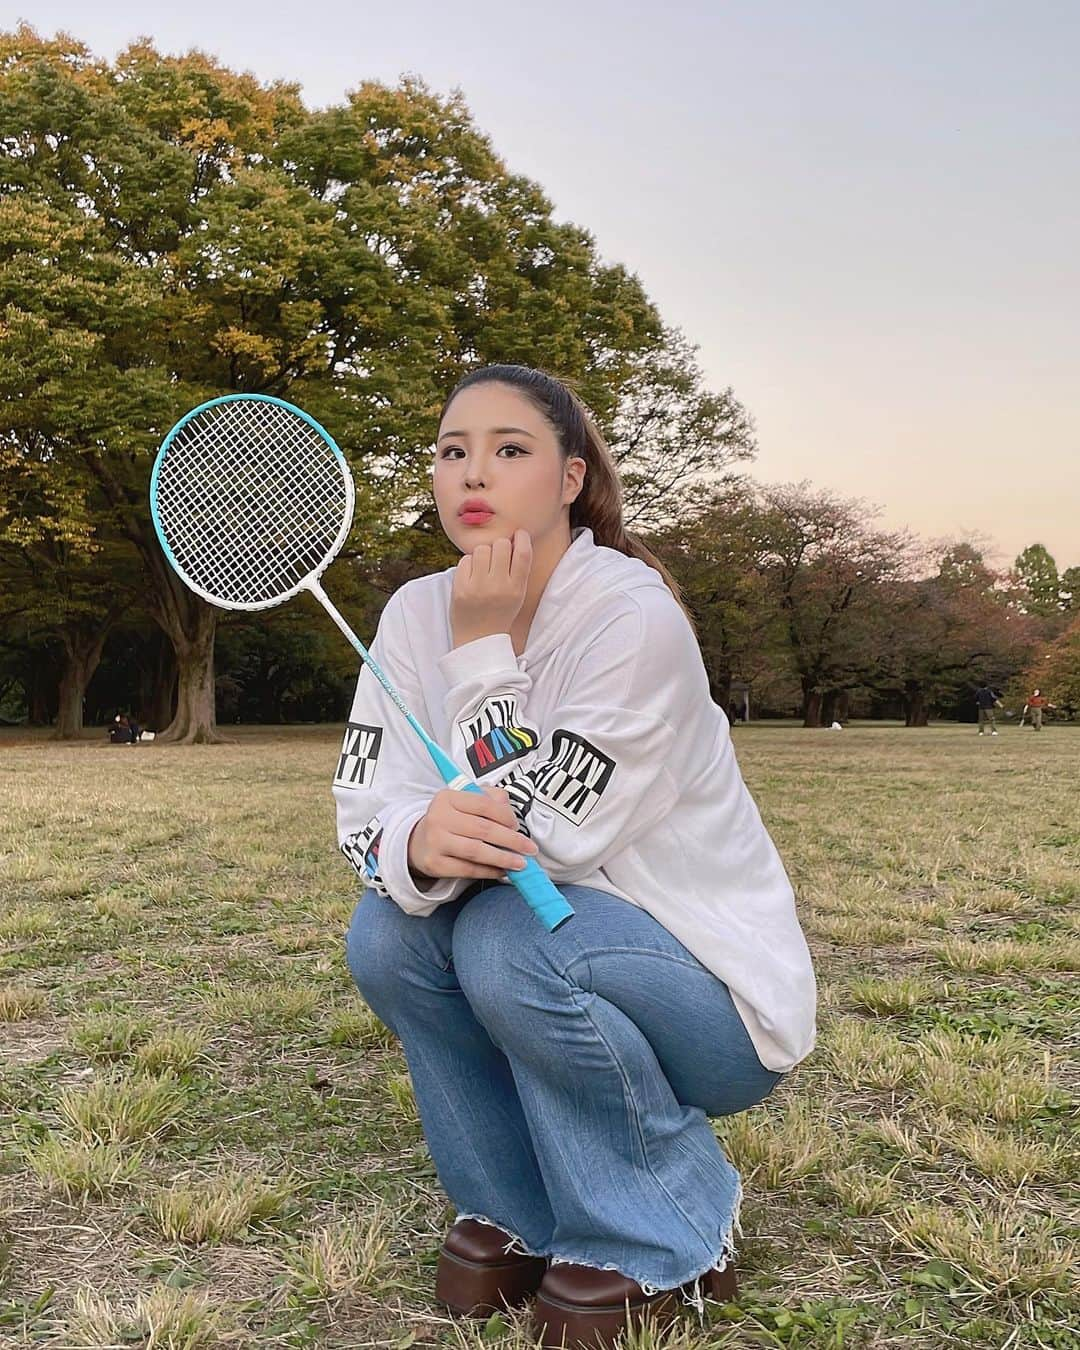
[747,484,914,726]
[1,29,707,740]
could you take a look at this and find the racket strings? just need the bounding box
[154,400,349,606]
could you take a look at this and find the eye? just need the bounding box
[438,444,528,459]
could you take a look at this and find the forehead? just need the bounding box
[439,383,549,436]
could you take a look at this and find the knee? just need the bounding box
[344,887,412,1006]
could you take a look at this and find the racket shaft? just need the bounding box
[308,581,574,932]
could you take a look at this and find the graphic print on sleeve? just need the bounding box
[340,815,390,895]
[334,722,383,789]
[456,694,540,777]
[502,729,616,830]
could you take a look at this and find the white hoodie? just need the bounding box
[333,525,816,1072]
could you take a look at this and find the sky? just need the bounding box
[10,1,1079,569]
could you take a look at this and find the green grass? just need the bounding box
[0,723,1077,1348]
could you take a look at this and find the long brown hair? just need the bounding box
[438,364,697,633]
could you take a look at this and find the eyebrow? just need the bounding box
[437,426,537,442]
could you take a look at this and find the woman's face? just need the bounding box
[433,383,585,554]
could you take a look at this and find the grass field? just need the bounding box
[1,724,1077,1349]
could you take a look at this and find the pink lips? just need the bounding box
[460,510,494,525]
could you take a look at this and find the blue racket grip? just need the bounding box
[456,779,575,932]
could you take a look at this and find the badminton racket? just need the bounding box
[149,392,574,933]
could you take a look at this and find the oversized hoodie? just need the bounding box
[333,525,817,1072]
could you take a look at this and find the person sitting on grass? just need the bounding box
[108,714,133,744]
[332,364,817,1350]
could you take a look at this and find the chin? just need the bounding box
[459,523,518,548]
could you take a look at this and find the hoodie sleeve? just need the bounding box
[435,593,684,884]
[333,588,475,917]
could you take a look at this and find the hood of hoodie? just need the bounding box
[438,525,670,665]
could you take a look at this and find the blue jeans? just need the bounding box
[345,881,784,1302]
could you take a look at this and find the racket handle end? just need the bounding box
[510,855,575,932]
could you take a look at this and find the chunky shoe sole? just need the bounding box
[435,1246,548,1317]
[532,1264,737,1348]
[532,1286,681,1349]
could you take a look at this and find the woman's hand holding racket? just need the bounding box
[451,530,533,648]
[409,785,539,882]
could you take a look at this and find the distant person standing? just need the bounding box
[974,685,1002,736]
[1022,688,1056,731]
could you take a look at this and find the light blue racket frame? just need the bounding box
[150,393,574,933]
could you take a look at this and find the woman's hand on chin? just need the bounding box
[451,530,532,647]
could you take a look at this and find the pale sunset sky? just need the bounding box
[12,1,1079,570]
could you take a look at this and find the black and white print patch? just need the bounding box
[340,815,390,896]
[456,694,540,777]
[504,730,616,827]
[334,721,383,790]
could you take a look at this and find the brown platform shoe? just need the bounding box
[532,1263,684,1350]
[435,1218,548,1317]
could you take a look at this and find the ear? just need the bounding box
[563,456,586,506]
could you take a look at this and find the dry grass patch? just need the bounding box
[0,983,46,1021]
[847,975,936,1015]
[716,1097,840,1188]
[268,924,329,953]
[326,1004,397,1050]
[134,1026,210,1075]
[201,982,321,1027]
[886,1201,1077,1299]
[72,1011,155,1061]
[809,913,920,945]
[912,1028,1065,1123]
[149,1170,296,1244]
[821,1017,917,1089]
[937,1120,1074,1184]
[861,1114,943,1164]
[822,1163,902,1215]
[384,1072,420,1124]
[0,902,57,940]
[25,1136,144,1199]
[57,1071,188,1144]
[55,1284,236,1348]
[934,936,1080,973]
[284,1202,395,1302]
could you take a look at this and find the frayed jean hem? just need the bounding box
[459,1179,741,1321]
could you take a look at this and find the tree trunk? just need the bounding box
[904,684,929,727]
[27,652,54,726]
[146,632,178,733]
[54,664,88,739]
[802,680,823,728]
[709,670,733,714]
[53,622,115,740]
[156,594,223,744]
[83,459,224,745]
[821,690,838,725]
